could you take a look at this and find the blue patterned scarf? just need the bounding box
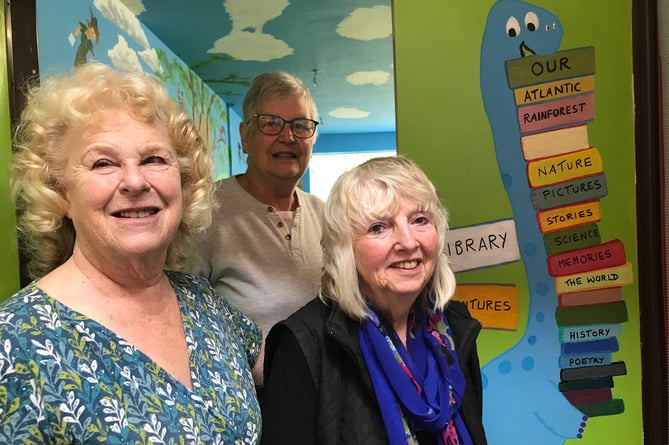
[359,305,474,445]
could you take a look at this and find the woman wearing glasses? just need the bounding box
[190,70,324,388]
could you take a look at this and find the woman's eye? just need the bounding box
[414,215,430,225]
[91,159,113,169]
[142,155,167,165]
[368,223,385,234]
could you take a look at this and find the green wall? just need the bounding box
[394,0,641,443]
[0,5,21,299]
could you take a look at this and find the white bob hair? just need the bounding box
[319,155,457,321]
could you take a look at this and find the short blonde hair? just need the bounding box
[320,155,457,320]
[11,62,215,278]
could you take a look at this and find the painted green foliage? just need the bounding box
[155,48,231,180]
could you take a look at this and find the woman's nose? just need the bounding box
[395,224,418,249]
[120,165,150,193]
[278,122,296,141]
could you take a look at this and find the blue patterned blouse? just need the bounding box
[0,271,262,444]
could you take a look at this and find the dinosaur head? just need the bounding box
[483,0,563,60]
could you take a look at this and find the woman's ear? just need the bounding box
[63,190,73,219]
[239,121,249,153]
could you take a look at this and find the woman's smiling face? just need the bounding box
[240,95,316,184]
[63,109,183,263]
[353,197,438,308]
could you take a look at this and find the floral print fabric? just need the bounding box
[0,271,261,444]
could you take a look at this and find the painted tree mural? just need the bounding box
[155,48,231,180]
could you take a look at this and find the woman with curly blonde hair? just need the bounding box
[3,63,262,443]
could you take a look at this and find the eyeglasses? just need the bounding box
[252,113,319,139]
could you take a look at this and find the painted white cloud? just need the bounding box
[94,0,150,49]
[329,108,370,119]
[224,0,290,31]
[108,35,143,72]
[346,71,391,86]
[209,31,292,61]
[139,48,161,72]
[208,0,293,61]
[336,6,392,41]
[116,0,146,15]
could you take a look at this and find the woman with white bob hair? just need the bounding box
[261,155,487,445]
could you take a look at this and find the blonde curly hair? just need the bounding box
[11,63,216,278]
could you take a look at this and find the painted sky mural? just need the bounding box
[38,0,232,180]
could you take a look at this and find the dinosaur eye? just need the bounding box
[506,16,521,37]
[525,12,539,32]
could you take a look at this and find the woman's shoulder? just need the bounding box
[214,175,238,192]
[269,297,329,337]
[444,300,483,346]
[445,299,471,318]
[213,176,252,207]
[0,283,50,318]
[166,270,221,311]
[167,270,262,350]
[265,298,331,375]
[166,270,210,292]
[270,297,361,353]
[167,270,235,311]
[285,296,330,321]
[296,188,325,210]
[0,284,66,360]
